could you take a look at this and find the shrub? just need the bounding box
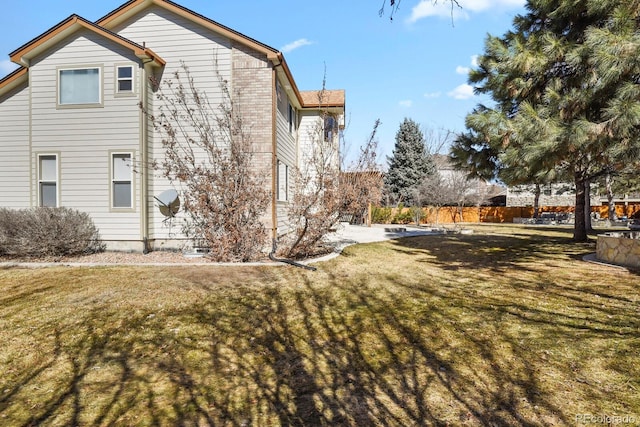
[371,206,393,224]
[0,207,104,258]
[391,204,414,224]
[392,209,414,224]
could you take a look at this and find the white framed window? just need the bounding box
[116,65,134,94]
[276,81,283,104]
[58,66,101,106]
[288,103,296,133]
[38,154,58,207]
[277,160,289,202]
[324,115,338,142]
[112,153,133,209]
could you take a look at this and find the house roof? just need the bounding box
[9,14,165,68]
[97,0,279,59]
[1,0,344,110]
[0,66,28,95]
[97,0,344,110]
[432,154,455,170]
[299,90,346,108]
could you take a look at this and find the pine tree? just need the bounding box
[384,118,435,205]
[452,0,640,242]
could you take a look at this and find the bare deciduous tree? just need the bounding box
[415,167,483,225]
[144,62,270,262]
[280,88,342,259]
[446,169,475,223]
[339,119,384,225]
[415,173,449,225]
[379,0,462,21]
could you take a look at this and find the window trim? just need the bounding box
[324,114,338,142]
[110,151,135,211]
[37,153,59,208]
[115,64,135,96]
[57,65,103,108]
[277,159,289,202]
[288,103,296,134]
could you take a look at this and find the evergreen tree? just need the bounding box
[452,0,640,242]
[384,118,435,205]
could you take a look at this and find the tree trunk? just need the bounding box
[606,173,617,221]
[584,178,594,233]
[533,183,541,219]
[573,172,588,242]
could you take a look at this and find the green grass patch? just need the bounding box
[0,225,638,426]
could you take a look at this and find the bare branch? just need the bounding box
[142,61,270,262]
[379,0,462,21]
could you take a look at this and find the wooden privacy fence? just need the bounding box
[372,204,640,225]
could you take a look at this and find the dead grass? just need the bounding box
[0,224,639,426]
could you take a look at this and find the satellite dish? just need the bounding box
[155,189,180,217]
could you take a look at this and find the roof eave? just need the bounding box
[138,48,166,67]
[97,1,314,106]
[9,15,80,67]
[98,0,279,58]
[0,67,28,96]
[299,89,346,110]
[271,52,305,108]
[9,15,165,68]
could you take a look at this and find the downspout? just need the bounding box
[271,65,278,244]
[140,62,151,253]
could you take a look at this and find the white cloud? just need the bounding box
[0,60,19,75]
[399,99,413,107]
[460,0,526,12]
[408,0,525,23]
[424,91,441,98]
[448,84,475,100]
[408,1,467,22]
[455,55,480,77]
[280,38,314,53]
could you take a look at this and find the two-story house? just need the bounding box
[0,0,345,252]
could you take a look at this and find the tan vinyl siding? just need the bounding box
[114,5,236,240]
[0,82,30,208]
[298,111,323,168]
[275,81,296,167]
[274,80,298,233]
[28,29,142,240]
[113,5,232,95]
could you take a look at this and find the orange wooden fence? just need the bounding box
[373,203,640,225]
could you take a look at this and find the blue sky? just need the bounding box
[0,0,526,164]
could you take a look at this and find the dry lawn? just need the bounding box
[0,224,638,426]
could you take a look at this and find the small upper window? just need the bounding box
[59,68,100,105]
[117,65,134,93]
[324,115,338,142]
[288,103,296,133]
[277,160,289,202]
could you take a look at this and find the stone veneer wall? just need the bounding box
[596,232,640,268]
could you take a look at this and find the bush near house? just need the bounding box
[391,205,416,224]
[0,207,104,258]
[371,206,393,224]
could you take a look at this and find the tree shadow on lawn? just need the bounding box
[386,231,598,274]
[2,263,638,426]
